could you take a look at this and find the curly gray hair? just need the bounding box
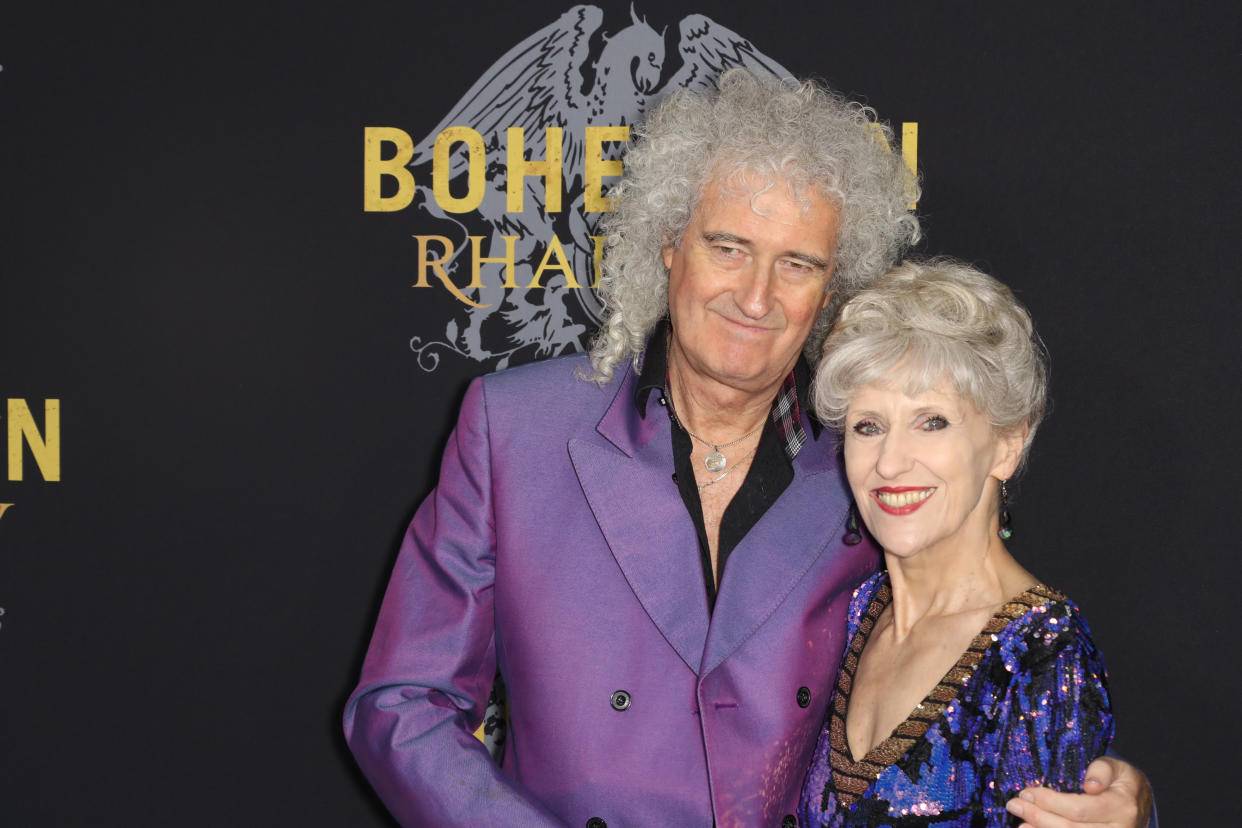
[812,258,1049,466]
[585,68,921,383]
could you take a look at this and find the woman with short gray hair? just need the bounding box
[799,258,1115,826]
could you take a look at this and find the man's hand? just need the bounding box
[1004,757,1153,827]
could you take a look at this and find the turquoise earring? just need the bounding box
[998,480,1014,540]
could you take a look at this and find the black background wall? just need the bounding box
[2,2,1237,824]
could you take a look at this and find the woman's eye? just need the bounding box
[852,420,881,436]
[921,415,949,431]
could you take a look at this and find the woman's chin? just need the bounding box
[876,535,932,562]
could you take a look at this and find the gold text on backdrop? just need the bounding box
[364,126,629,214]
[5,398,60,482]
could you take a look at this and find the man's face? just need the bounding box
[663,177,840,395]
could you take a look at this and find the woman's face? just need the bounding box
[843,378,1023,561]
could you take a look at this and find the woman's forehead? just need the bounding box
[848,375,978,415]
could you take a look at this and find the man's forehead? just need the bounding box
[699,168,839,215]
[689,176,841,250]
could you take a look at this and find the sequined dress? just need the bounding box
[798,572,1113,827]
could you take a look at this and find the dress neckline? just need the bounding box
[826,575,1065,807]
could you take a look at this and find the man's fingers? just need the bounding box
[1021,785,1109,821]
[1084,756,1152,828]
[1005,794,1078,828]
[1006,758,1148,827]
[1082,756,1121,791]
[1007,782,1140,827]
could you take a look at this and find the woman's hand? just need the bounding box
[1005,757,1153,827]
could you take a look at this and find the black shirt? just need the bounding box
[634,325,822,611]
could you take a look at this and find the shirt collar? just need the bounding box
[633,321,821,460]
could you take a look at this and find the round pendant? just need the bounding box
[704,451,726,473]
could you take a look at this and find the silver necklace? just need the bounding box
[666,391,764,472]
[697,445,759,490]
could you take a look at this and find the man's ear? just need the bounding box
[662,244,675,271]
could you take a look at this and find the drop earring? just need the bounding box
[998,480,1014,540]
[844,502,862,546]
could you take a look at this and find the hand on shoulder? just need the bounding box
[1005,756,1153,828]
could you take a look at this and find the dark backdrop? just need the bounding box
[2,2,1236,824]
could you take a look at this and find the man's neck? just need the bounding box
[666,347,785,441]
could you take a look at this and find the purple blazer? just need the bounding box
[344,354,879,826]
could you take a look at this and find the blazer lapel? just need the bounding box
[701,431,853,676]
[569,369,711,674]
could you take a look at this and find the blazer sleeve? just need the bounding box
[342,377,563,827]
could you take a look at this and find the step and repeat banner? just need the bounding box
[2,2,1236,824]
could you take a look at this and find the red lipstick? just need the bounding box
[870,486,936,515]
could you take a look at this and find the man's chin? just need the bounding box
[695,361,788,394]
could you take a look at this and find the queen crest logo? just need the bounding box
[364,6,908,372]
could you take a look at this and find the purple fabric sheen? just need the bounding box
[799,572,1115,827]
[344,354,879,826]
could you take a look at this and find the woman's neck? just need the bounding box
[884,532,1034,641]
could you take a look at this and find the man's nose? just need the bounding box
[736,262,776,319]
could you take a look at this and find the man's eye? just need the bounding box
[716,246,741,257]
[921,415,949,431]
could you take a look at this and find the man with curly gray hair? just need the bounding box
[586,69,920,385]
[346,69,1148,827]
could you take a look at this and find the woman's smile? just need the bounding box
[871,486,936,514]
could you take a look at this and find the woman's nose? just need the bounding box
[874,432,914,478]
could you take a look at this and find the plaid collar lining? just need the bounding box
[634,323,814,461]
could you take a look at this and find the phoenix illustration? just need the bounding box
[408,5,790,371]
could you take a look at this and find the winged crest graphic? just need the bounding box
[408,5,791,371]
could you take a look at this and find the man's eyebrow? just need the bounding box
[785,251,832,269]
[700,230,831,269]
[701,231,749,246]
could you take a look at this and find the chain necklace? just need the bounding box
[697,444,759,490]
[666,390,765,473]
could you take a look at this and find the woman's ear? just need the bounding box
[991,421,1028,480]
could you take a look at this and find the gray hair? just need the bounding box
[812,258,1049,466]
[585,68,921,383]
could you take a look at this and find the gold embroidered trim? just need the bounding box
[827,580,1065,807]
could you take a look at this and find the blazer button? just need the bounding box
[586,819,607,828]
[797,686,811,708]
[781,815,798,828]
[609,690,631,711]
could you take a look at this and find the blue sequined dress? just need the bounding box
[798,572,1113,827]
